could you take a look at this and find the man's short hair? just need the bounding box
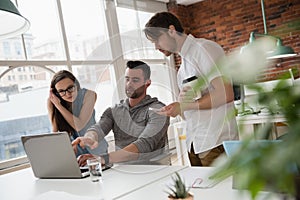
[144,12,184,40]
[126,60,151,80]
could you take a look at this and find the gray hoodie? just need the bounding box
[87,95,170,161]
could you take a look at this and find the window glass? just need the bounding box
[0,0,174,165]
[0,66,55,161]
[2,42,11,57]
[148,63,175,105]
[71,64,115,119]
[17,0,65,60]
[0,64,115,161]
[116,63,174,108]
[116,3,172,104]
[14,42,22,56]
[116,7,164,60]
[60,0,111,60]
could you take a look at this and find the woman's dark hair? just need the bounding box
[144,12,184,40]
[50,70,81,135]
[126,60,151,80]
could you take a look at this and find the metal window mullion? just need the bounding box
[105,0,126,101]
[0,60,112,67]
[56,0,72,71]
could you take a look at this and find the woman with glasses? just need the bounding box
[47,70,108,157]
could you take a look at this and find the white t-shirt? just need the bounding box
[178,34,239,155]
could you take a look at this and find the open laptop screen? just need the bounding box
[21,132,88,178]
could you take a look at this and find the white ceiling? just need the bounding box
[156,0,204,6]
[176,0,204,6]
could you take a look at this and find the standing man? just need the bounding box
[72,60,170,166]
[144,12,238,166]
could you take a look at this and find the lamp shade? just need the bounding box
[0,0,30,40]
[267,39,297,59]
[241,0,297,60]
[240,32,297,59]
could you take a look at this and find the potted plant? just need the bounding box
[166,172,194,200]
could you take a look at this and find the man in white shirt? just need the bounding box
[144,12,239,166]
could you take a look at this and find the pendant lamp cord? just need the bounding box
[261,0,268,34]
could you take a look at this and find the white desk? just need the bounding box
[236,114,285,125]
[119,167,287,200]
[0,164,185,200]
[0,165,288,200]
[236,114,286,139]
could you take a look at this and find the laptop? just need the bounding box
[21,132,112,179]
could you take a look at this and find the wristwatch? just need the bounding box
[101,153,109,165]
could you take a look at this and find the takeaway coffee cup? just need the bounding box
[182,76,202,100]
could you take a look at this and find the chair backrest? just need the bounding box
[169,120,190,166]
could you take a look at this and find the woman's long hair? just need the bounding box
[50,70,81,135]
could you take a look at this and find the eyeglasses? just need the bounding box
[57,85,76,97]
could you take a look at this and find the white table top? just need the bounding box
[119,167,287,200]
[0,164,186,200]
[0,164,287,200]
[236,113,285,124]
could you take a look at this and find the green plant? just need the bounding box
[166,172,190,199]
[190,19,300,199]
[210,76,300,199]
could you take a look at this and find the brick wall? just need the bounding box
[167,0,300,82]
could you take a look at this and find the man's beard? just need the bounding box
[126,85,145,99]
[159,49,172,57]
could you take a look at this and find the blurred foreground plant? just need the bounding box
[210,76,300,199]
[191,33,300,199]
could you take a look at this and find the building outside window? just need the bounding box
[0,0,176,168]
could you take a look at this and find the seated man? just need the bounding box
[72,60,170,166]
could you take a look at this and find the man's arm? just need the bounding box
[71,107,113,155]
[182,76,234,111]
[75,104,169,166]
[72,130,99,154]
[76,143,139,166]
[109,143,139,162]
[159,76,234,117]
[132,107,170,153]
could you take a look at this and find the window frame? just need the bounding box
[0,0,178,172]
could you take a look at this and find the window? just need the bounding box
[71,64,115,119]
[14,42,22,56]
[60,0,111,60]
[0,0,174,169]
[116,1,174,104]
[116,1,166,60]
[2,42,11,56]
[18,0,65,60]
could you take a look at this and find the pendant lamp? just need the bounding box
[0,0,30,40]
[240,0,296,59]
